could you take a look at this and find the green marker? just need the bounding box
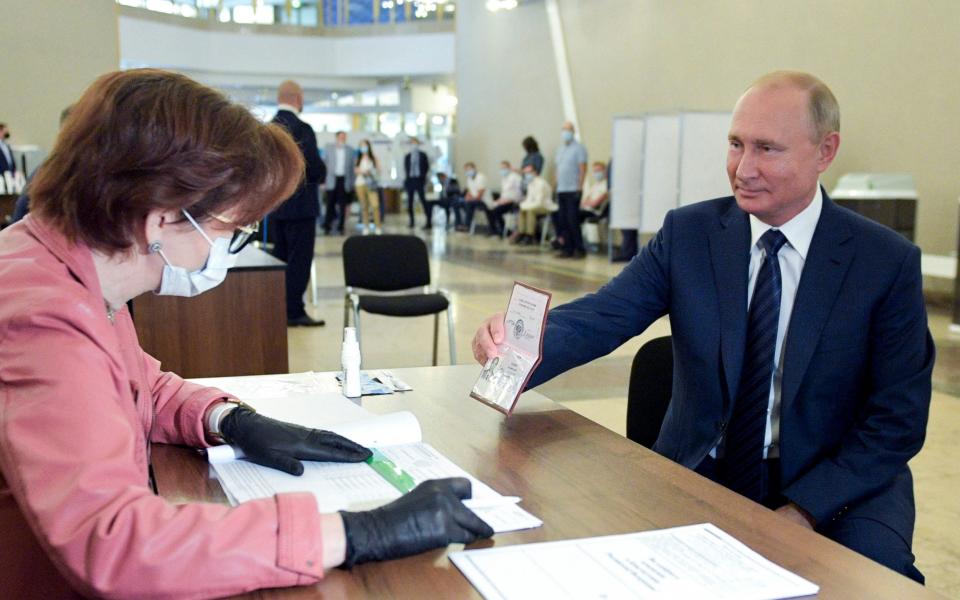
[366,449,416,493]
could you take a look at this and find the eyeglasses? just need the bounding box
[228,222,259,254]
[210,214,260,254]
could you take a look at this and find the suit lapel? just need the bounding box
[781,194,855,408]
[709,201,751,405]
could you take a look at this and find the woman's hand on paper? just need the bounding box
[472,312,505,364]
[338,478,494,567]
[220,408,372,476]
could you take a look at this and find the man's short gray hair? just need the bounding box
[750,71,840,141]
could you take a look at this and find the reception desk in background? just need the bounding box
[132,245,287,378]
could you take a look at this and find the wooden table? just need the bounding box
[132,245,288,378]
[151,366,940,599]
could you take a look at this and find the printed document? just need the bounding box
[450,523,819,600]
[196,374,541,533]
[471,282,551,414]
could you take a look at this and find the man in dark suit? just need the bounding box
[0,122,16,176]
[403,138,431,229]
[269,80,327,327]
[322,131,354,235]
[473,71,933,583]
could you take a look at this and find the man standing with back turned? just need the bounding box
[270,80,327,327]
[473,71,933,583]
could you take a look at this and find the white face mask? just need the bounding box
[154,210,238,297]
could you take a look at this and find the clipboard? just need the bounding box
[470,282,552,415]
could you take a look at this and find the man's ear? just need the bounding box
[817,131,841,173]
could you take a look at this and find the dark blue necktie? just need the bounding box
[720,228,787,502]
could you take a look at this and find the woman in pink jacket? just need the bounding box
[0,70,491,599]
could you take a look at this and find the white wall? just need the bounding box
[1,0,119,152]
[119,15,455,80]
[455,1,564,182]
[456,0,960,255]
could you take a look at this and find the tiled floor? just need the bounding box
[289,217,959,597]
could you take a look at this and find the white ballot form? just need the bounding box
[195,374,542,534]
[450,523,819,600]
[471,282,551,415]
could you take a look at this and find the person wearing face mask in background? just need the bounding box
[553,121,588,259]
[520,136,543,188]
[0,122,17,176]
[512,164,555,245]
[579,161,610,223]
[489,161,523,238]
[354,139,381,234]
[460,161,495,235]
[0,69,494,600]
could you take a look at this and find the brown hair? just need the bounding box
[31,69,303,253]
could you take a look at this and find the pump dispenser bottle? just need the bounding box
[342,327,362,398]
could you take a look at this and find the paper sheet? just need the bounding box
[210,442,541,532]
[450,523,819,600]
[190,371,340,399]
[198,373,541,533]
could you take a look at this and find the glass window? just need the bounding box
[379,113,402,138]
[378,88,400,107]
[232,5,274,25]
[348,0,374,25]
[300,112,352,134]
[118,0,451,27]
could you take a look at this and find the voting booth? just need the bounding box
[609,111,732,237]
[830,173,918,241]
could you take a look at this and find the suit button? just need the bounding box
[719,420,727,432]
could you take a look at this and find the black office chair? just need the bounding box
[626,335,674,449]
[342,235,455,366]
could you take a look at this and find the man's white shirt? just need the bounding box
[712,185,823,460]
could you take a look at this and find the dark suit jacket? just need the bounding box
[270,110,326,220]
[0,141,16,174]
[529,191,933,542]
[403,150,429,183]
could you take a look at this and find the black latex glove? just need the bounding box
[220,407,372,476]
[339,477,495,567]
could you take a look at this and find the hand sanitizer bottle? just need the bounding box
[342,327,362,399]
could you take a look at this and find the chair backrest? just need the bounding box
[342,234,431,291]
[626,335,674,449]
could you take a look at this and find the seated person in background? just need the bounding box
[458,161,494,233]
[0,69,493,599]
[511,164,555,245]
[488,160,523,238]
[434,171,463,229]
[474,70,931,583]
[579,160,609,223]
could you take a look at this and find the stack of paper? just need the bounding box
[195,375,541,534]
[450,523,819,600]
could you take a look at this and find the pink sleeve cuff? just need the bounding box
[176,387,235,448]
[276,493,325,581]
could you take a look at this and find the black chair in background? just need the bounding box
[626,335,674,449]
[342,235,456,366]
